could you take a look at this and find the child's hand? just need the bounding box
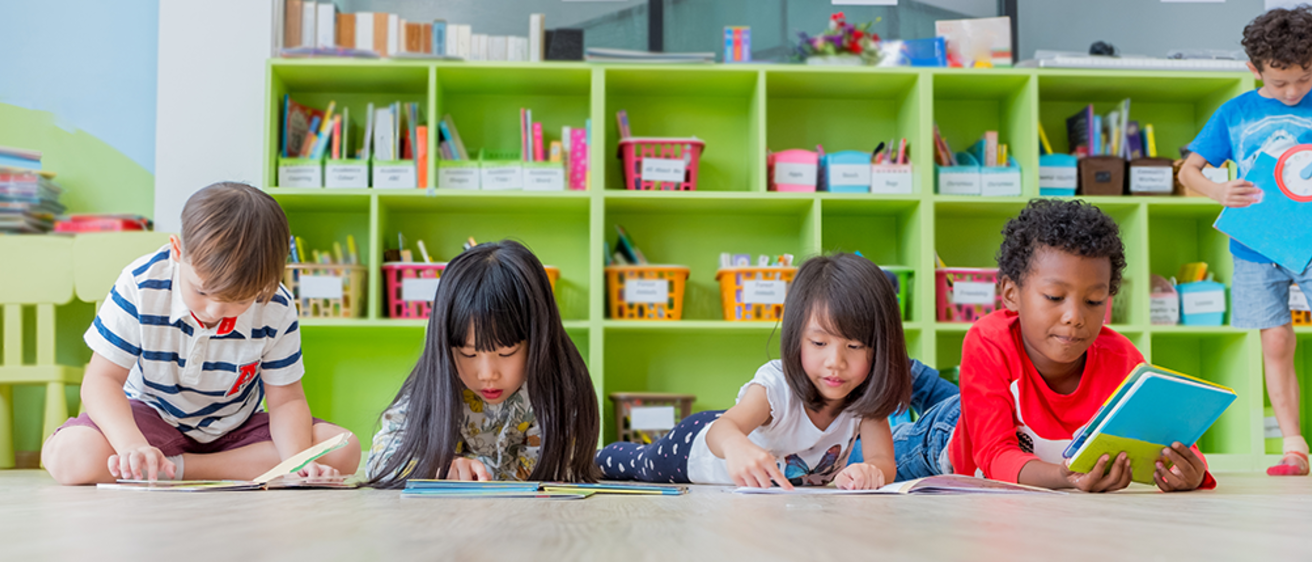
[1152,442,1207,492]
[1061,452,1132,493]
[295,461,340,480]
[834,462,886,490]
[445,457,491,481]
[725,441,792,490]
[108,444,175,481]
[1216,179,1262,208]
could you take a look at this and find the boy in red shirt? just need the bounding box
[893,199,1215,492]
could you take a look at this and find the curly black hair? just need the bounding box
[1243,6,1312,71]
[996,199,1125,295]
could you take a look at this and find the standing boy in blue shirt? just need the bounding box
[1179,6,1312,476]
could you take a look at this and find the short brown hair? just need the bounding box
[1243,6,1312,71]
[780,253,911,419]
[179,182,289,303]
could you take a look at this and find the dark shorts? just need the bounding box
[56,399,327,457]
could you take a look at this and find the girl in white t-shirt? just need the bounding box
[597,253,912,489]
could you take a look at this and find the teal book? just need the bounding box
[1215,147,1312,272]
[1063,364,1236,484]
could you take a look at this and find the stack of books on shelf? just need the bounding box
[0,153,66,234]
[280,1,547,62]
[1065,99,1157,160]
[584,47,715,64]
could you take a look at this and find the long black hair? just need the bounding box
[367,240,600,488]
[779,253,911,419]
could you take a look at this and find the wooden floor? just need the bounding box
[3,470,1312,561]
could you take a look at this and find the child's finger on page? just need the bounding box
[472,461,490,481]
[144,453,160,481]
[767,463,793,490]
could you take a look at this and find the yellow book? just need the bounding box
[1037,123,1054,155]
[1144,124,1157,158]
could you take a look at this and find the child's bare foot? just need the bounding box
[1267,451,1309,476]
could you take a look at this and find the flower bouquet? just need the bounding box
[796,13,882,65]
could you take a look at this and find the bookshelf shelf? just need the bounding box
[267,61,1287,465]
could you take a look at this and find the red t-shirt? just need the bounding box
[949,309,1215,489]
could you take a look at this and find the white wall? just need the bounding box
[154,0,275,233]
[1018,0,1266,60]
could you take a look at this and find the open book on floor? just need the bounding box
[734,475,1059,495]
[1063,363,1236,484]
[97,432,355,492]
[402,479,687,499]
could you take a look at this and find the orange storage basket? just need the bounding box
[715,267,797,321]
[283,264,367,318]
[605,265,690,320]
[383,263,559,319]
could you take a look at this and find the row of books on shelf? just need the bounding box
[0,147,152,234]
[1062,99,1159,160]
[280,1,550,62]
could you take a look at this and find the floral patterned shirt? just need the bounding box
[366,386,541,481]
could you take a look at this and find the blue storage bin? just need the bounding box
[824,150,873,193]
[1178,280,1227,326]
[1039,153,1078,197]
[902,37,947,67]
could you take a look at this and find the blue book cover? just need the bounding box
[0,153,41,170]
[433,20,446,56]
[1065,364,1235,484]
[1215,148,1312,272]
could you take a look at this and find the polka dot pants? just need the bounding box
[596,410,723,483]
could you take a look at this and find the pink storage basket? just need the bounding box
[936,267,1115,324]
[382,262,447,319]
[618,137,704,191]
[768,149,819,192]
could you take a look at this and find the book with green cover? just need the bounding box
[97,431,356,492]
[1063,364,1236,484]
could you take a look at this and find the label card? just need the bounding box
[524,166,566,191]
[624,279,669,304]
[1130,166,1174,193]
[324,163,368,188]
[401,277,441,302]
[374,164,417,189]
[952,281,996,306]
[299,275,344,300]
[742,280,787,305]
[481,165,524,191]
[439,166,480,190]
[279,165,322,188]
[641,158,687,183]
[775,162,817,186]
[1182,290,1226,315]
[829,164,871,187]
[1039,166,1078,189]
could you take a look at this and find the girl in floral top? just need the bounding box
[365,240,600,487]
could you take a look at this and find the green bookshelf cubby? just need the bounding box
[263,60,1287,468]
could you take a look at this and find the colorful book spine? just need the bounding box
[533,122,544,162]
[433,20,446,55]
[417,126,428,188]
[570,127,587,191]
[331,115,341,159]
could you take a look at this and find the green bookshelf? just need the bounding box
[265,59,1288,472]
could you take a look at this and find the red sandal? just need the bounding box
[1267,450,1310,476]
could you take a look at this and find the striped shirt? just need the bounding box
[84,245,304,443]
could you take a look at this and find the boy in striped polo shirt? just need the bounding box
[42,182,360,484]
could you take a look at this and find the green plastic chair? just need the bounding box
[72,232,174,417]
[0,236,81,469]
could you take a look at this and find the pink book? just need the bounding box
[569,128,587,190]
[533,122,544,162]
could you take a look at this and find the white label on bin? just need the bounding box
[1039,166,1078,189]
[775,162,817,186]
[1182,290,1225,315]
[630,406,676,431]
[870,167,913,194]
[439,167,480,190]
[524,167,566,191]
[374,164,417,189]
[481,166,524,191]
[299,275,343,300]
[641,158,687,183]
[402,277,441,302]
[952,281,996,306]
[938,172,981,195]
[1150,295,1180,325]
[279,165,322,188]
[325,164,368,188]
[981,171,1021,197]
[1131,166,1173,194]
[830,164,871,187]
[624,279,669,304]
[1291,285,1309,311]
[742,280,787,305]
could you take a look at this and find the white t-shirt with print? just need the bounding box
[686,360,861,486]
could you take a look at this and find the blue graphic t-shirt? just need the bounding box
[1188,89,1312,263]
